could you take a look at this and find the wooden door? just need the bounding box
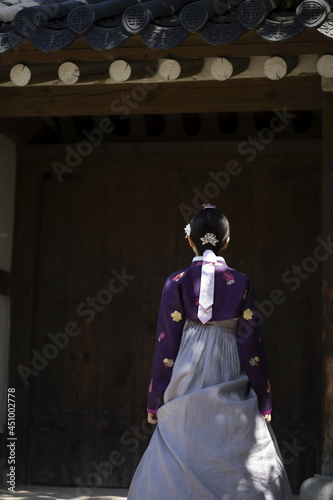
[10,139,321,492]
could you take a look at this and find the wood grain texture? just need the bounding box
[11,138,321,490]
[321,98,333,476]
[29,171,73,485]
[9,166,42,483]
[0,30,332,66]
[0,76,323,117]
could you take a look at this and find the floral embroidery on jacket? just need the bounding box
[267,380,272,393]
[171,310,182,322]
[158,332,166,342]
[195,297,199,306]
[222,272,235,285]
[249,356,260,366]
[243,308,253,320]
[163,358,174,368]
[172,272,185,282]
[148,380,153,393]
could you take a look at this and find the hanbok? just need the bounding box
[128,254,293,500]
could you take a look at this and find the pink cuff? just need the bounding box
[147,408,158,414]
[260,409,272,415]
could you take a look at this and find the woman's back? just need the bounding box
[127,205,293,500]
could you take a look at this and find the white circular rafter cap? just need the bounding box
[264,56,288,80]
[109,60,132,82]
[58,62,80,85]
[210,58,234,81]
[158,59,181,81]
[10,64,31,87]
[317,55,333,79]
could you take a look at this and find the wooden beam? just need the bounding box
[0,76,323,116]
[321,95,333,476]
[20,139,321,160]
[0,30,332,67]
[18,139,321,174]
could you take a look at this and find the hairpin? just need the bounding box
[200,233,219,246]
[184,224,191,238]
[202,204,217,209]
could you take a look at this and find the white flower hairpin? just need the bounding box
[200,233,219,246]
[184,224,191,238]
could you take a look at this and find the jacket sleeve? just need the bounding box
[236,280,272,415]
[147,276,186,414]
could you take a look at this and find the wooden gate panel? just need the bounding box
[92,167,181,486]
[253,166,293,419]
[173,159,320,494]
[288,167,321,485]
[176,169,209,269]
[64,171,108,484]
[137,167,180,380]
[10,167,41,483]
[215,167,254,275]
[289,167,321,418]
[11,141,321,491]
[95,168,145,487]
[29,174,73,484]
[175,166,254,278]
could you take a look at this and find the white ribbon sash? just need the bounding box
[198,249,217,324]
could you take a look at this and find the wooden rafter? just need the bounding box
[0,55,323,87]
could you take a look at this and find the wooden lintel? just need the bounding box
[20,139,322,161]
[0,76,323,117]
[16,140,320,178]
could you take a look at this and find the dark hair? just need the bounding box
[190,207,230,255]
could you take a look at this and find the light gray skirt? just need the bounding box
[128,320,293,500]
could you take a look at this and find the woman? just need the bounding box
[128,204,293,499]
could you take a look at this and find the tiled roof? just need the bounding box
[0,0,332,53]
